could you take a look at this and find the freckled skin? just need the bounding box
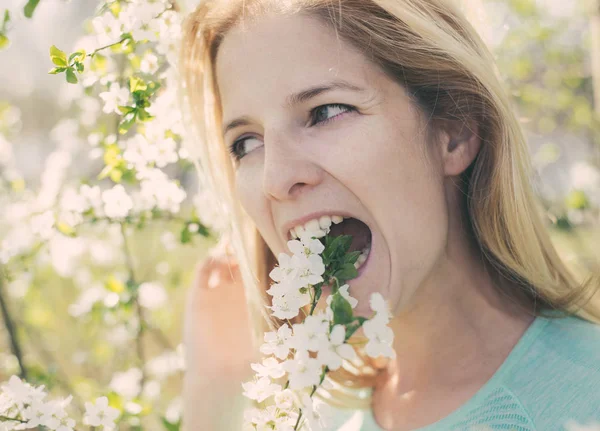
[216,13,447,317]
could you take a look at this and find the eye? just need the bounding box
[228,135,263,162]
[228,103,356,161]
[309,103,355,126]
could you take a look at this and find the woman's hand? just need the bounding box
[182,240,258,430]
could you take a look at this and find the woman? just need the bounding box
[180,0,600,429]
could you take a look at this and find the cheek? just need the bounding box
[336,117,448,286]
[235,165,283,255]
[234,165,257,216]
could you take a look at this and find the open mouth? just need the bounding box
[327,217,373,271]
[286,214,373,274]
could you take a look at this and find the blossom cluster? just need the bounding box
[0,1,202,430]
[0,375,119,431]
[242,227,395,431]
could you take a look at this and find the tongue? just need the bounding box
[328,218,371,253]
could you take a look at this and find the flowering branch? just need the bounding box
[0,0,211,429]
[119,223,148,398]
[0,375,119,431]
[242,227,395,430]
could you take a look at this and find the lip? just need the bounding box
[280,210,371,243]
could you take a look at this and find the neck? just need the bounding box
[380,238,536,398]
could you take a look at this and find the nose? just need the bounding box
[262,135,324,201]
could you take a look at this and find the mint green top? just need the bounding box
[329,313,600,430]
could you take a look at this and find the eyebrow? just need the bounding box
[222,80,365,136]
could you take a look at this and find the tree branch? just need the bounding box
[0,269,28,380]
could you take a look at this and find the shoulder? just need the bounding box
[505,314,600,429]
[527,314,600,372]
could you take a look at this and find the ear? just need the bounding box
[438,119,481,176]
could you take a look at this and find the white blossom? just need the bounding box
[91,12,122,46]
[136,169,186,213]
[317,325,357,370]
[102,185,133,219]
[287,235,325,259]
[30,210,55,240]
[154,137,178,167]
[251,357,285,380]
[123,134,157,170]
[241,376,281,403]
[138,281,168,310]
[299,393,331,431]
[79,184,104,215]
[369,292,392,324]
[291,314,329,353]
[274,389,298,411]
[1,376,47,409]
[83,396,119,427]
[260,325,293,360]
[281,350,322,391]
[269,291,310,320]
[140,52,160,74]
[109,368,142,399]
[20,398,51,428]
[99,83,129,115]
[363,317,395,359]
[243,406,296,431]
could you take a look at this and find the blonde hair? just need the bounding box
[180,0,600,409]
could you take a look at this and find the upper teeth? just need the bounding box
[289,215,346,240]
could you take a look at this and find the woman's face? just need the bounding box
[215,13,452,315]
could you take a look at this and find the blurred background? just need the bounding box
[0,0,599,429]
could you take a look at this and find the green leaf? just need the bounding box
[331,293,354,325]
[24,0,41,18]
[143,81,161,97]
[118,114,137,134]
[565,190,589,210]
[324,234,352,260]
[117,106,136,115]
[333,263,358,283]
[68,50,86,64]
[105,276,125,293]
[98,164,113,180]
[180,226,193,244]
[345,317,368,340]
[103,144,121,166]
[48,66,66,75]
[109,168,123,183]
[196,223,210,237]
[56,222,76,237]
[1,10,10,32]
[50,45,67,66]
[51,56,67,67]
[322,235,342,263]
[137,108,153,122]
[0,34,9,50]
[129,76,147,93]
[338,235,352,253]
[161,417,181,431]
[344,250,361,265]
[120,168,136,184]
[65,68,78,84]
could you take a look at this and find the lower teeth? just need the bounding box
[353,246,371,269]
